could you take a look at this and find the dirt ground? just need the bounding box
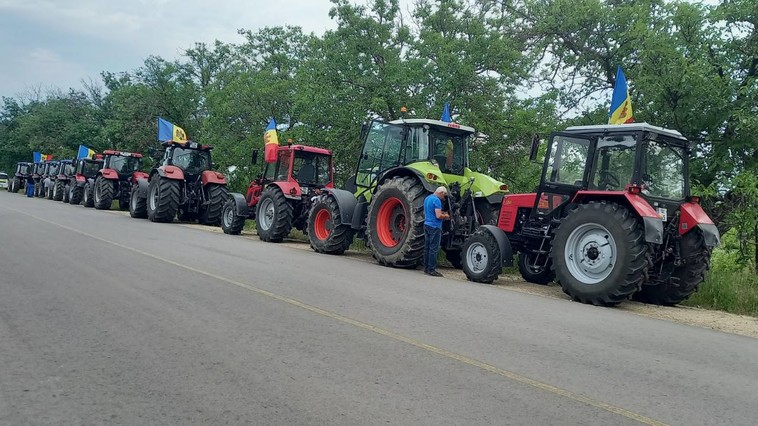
[176,221,758,339]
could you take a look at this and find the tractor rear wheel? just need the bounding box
[517,252,555,285]
[308,194,354,255]
[94,177,115,210]
[635,229,710,305]
[62,184,70,203]
[462,228,503,284]
[475,200,500,225]
[47,184,54,199]
[256,186,293,242]
[552,202,648,306]
[147,177,180,223]
[198,184,228,225]
[366,176,426,268]
[83,183,95,207]
[129,184,147,218]
[52,180,64,201]
[221,198,246,235]
[69,185,83,205]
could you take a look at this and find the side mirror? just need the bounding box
[360,123,369,141]
[251,149,259,165]
[529,134,541,163]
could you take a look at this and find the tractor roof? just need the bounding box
[284,144,332,156]
[564,123,688,141]
[163,141,213,151]
[103,149,143,158]
[389,118,476,135]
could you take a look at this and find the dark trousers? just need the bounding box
[25,182,34,197]
[424,225,442,273]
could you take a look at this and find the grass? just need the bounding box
[683,269,758,316]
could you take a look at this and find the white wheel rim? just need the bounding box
[466,242,489,274]
[258,198,274,230]
[149,183,158,211]
[564,223,617,284]
[223,205,234,227]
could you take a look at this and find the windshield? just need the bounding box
[642,140,685,199]
[48,164,60,176]
[356,122,404,187]
[107,156,141,174]
[590,135,636,190]
[82,161,102,177]
[19,164,30,174]
[429,129,467,174]
[171,147,211,175]
[292,151,331,186]
[545,135,590,186]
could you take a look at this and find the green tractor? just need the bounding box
[307,119,509,268]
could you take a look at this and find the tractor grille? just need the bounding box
[498,210,513,229]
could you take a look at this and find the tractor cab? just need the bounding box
[16,162,33,177]
[56,160,73,178]
[75,157,104,179]
[260,145,334,192]
[103,150,143,179]
[43,160,61,178]
[160,142,212,178]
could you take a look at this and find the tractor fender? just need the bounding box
[75,175,87,186]
[99,168,120,180]
[322,188,359,226]
[680,202,720,247]
[227,192,251,218]
[131,171,149,184]
[479,225,514,267]
[380,166,439,193]
[269,181,301,200]
[156,165,185,181]
[572,191,664,244]
[201,170,227,186]
[134,176,149,199]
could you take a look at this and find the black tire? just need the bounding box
[11,178,21,193]
[147,177,180,223]
[462,228,503,284]
[83,183,95,208]
[94,177,114,210]
[47,183,54,200]
[256,186,293,242]
[308,194,354,255]
[69,185,83,205]
[366,176,427,268]
[198,184,228,226]
[129,184,147,218]
[517,252,555,285]
[551,202,648,306]
[62,183,70,203]
[52,180,64,201]
[635,230,710,305]
[444,249,463,269]
[475,199,500,225]
[221,198,246,235]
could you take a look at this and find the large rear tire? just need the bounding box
[552,202,648,306]
[462,228,503,284]
[83,183,95,207]
[256,186,293,242]
[94,177,114,210]
[366,176,427,268]
[69,185,83,205]
[221,198,246,235]
[198,184,228,226]
[518,252,555,285]
[12,177,21,193]
[147,177,180,223]
[52,180,64,201]
[635,230,710,305]
[129,184,147,218]
[308,194,354,255]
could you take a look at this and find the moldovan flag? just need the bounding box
[157,117,188,143]
[608,66,634,124]
[77,145,96,159]
[263,118,279,163]
[33,152,53,163]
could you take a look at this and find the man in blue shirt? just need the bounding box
[423,186,450,277]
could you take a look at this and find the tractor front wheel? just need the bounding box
[462,228,503,284]
[94,177,115,210]
[308,195,354,255]
[221,198,246,235]
[517,252,555,285]
[256,186,293,242]
[198,184,228,225]
[366,176,426,268]
[552,202,648,306]
[83,183,95,207]
[147,177,180,223]
[52,180,64,201]
[636,229,710,305]
[129,184,147,218]
[10,178,19,193]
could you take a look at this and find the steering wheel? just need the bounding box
[598,171,620,189]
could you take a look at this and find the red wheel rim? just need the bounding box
[313,208,331,241]
[376,197,406,248]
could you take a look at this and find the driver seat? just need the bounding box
[297,163,316,183]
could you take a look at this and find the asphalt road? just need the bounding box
[1,191,757,426]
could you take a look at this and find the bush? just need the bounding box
[683,269,758,316]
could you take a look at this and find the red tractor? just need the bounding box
[68,157,104,205]
[92,150,148,210]
[130,141,228,224]
[461,124,720,306]
[222,144,337,245]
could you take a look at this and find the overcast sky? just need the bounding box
[0,0,341,99]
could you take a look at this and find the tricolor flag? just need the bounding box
[608,66,634,124]
[157,117,188,143]
[33,152,53,163]
[77,145,96,159]
[263,118,279,163]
